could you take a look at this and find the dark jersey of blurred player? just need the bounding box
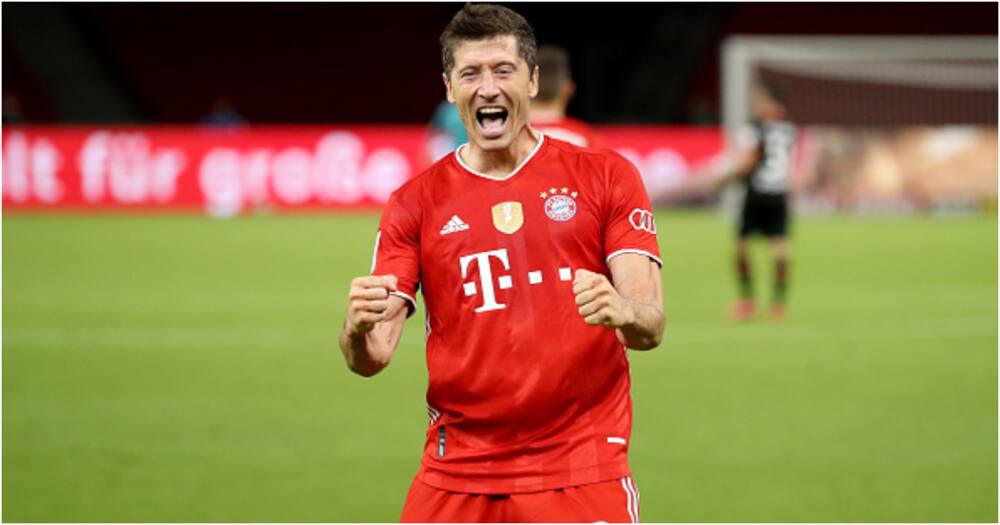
[738,120,796,237]
[529,45,604,148]
[374,135,660,494]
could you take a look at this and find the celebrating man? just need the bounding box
[339,4,665,522]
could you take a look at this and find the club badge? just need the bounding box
[491,201,524,234]
[540,187,578,222]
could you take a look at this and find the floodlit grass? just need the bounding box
[3,211,996,522]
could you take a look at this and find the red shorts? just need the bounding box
[400,475,641,523]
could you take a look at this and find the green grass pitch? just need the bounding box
[3,211,996,522]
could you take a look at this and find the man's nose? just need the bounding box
[478,72,500,99]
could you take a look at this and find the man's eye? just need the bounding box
[461,71,476,79]
[497,68,513,75]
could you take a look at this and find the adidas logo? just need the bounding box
[440,215,470,235]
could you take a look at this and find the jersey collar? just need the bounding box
[454,132,545,182]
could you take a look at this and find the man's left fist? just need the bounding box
[572,269,635,328]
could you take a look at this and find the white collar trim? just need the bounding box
[454,132,545,182]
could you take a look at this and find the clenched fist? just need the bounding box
[572,269,635,328]
[346,274,398,336]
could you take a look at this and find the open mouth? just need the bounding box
[475,106,509,138]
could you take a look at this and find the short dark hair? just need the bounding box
[535,45,571,102]
[440,3,537,76]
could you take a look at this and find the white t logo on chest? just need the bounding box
[459,249,512,312]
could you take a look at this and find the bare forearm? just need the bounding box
[617,299,665,350]
[722,150,759,187]
[340,278,406,378]
[716,163,751,190]
[338,323,392,377]
[602,254,666,351]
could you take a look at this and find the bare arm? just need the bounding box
[715,148,761,189]
[338,275,409,377]
[572,253,665,350]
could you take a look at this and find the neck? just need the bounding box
[461,125,540,179]
[530,103,565,123]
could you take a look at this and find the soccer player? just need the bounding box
[338,4,664,523]
[724,83,796,321]
[529,45,603,148]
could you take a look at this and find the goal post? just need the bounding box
[718,35,997,213]
[721,36,998,143]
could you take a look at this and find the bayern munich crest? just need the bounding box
[540,187,578,222]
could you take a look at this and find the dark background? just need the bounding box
[3,2,996,124]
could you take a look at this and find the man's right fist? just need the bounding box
[346,275,399,335]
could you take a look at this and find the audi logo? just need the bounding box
[628,208,657,234]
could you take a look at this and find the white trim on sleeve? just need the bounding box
[606,248,663,268]
[390,290,417,312]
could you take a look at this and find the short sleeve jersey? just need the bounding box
[372,135,661,494]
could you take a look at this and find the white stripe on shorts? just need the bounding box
[620,476,639,523]
[627,476,640,522]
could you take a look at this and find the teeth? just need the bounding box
[479,108,505,115]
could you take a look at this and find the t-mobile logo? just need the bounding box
[458,248,574,313]
[459,249,512,313]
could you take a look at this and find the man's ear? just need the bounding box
[443,72,455,104]
[528,65,539,98]
[563,80,576,103]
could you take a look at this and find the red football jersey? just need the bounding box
[372,135,661,494]
[530,116,605,148]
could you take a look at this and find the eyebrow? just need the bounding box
[459,59,518,70]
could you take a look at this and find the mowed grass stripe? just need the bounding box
[3,212,996,522]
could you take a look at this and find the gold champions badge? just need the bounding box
[491,201,524,234]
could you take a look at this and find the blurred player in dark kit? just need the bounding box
[529,45,603,148]
[724,83,796,321]
[339,4,663,522]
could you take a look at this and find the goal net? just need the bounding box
[720,36,998,213]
